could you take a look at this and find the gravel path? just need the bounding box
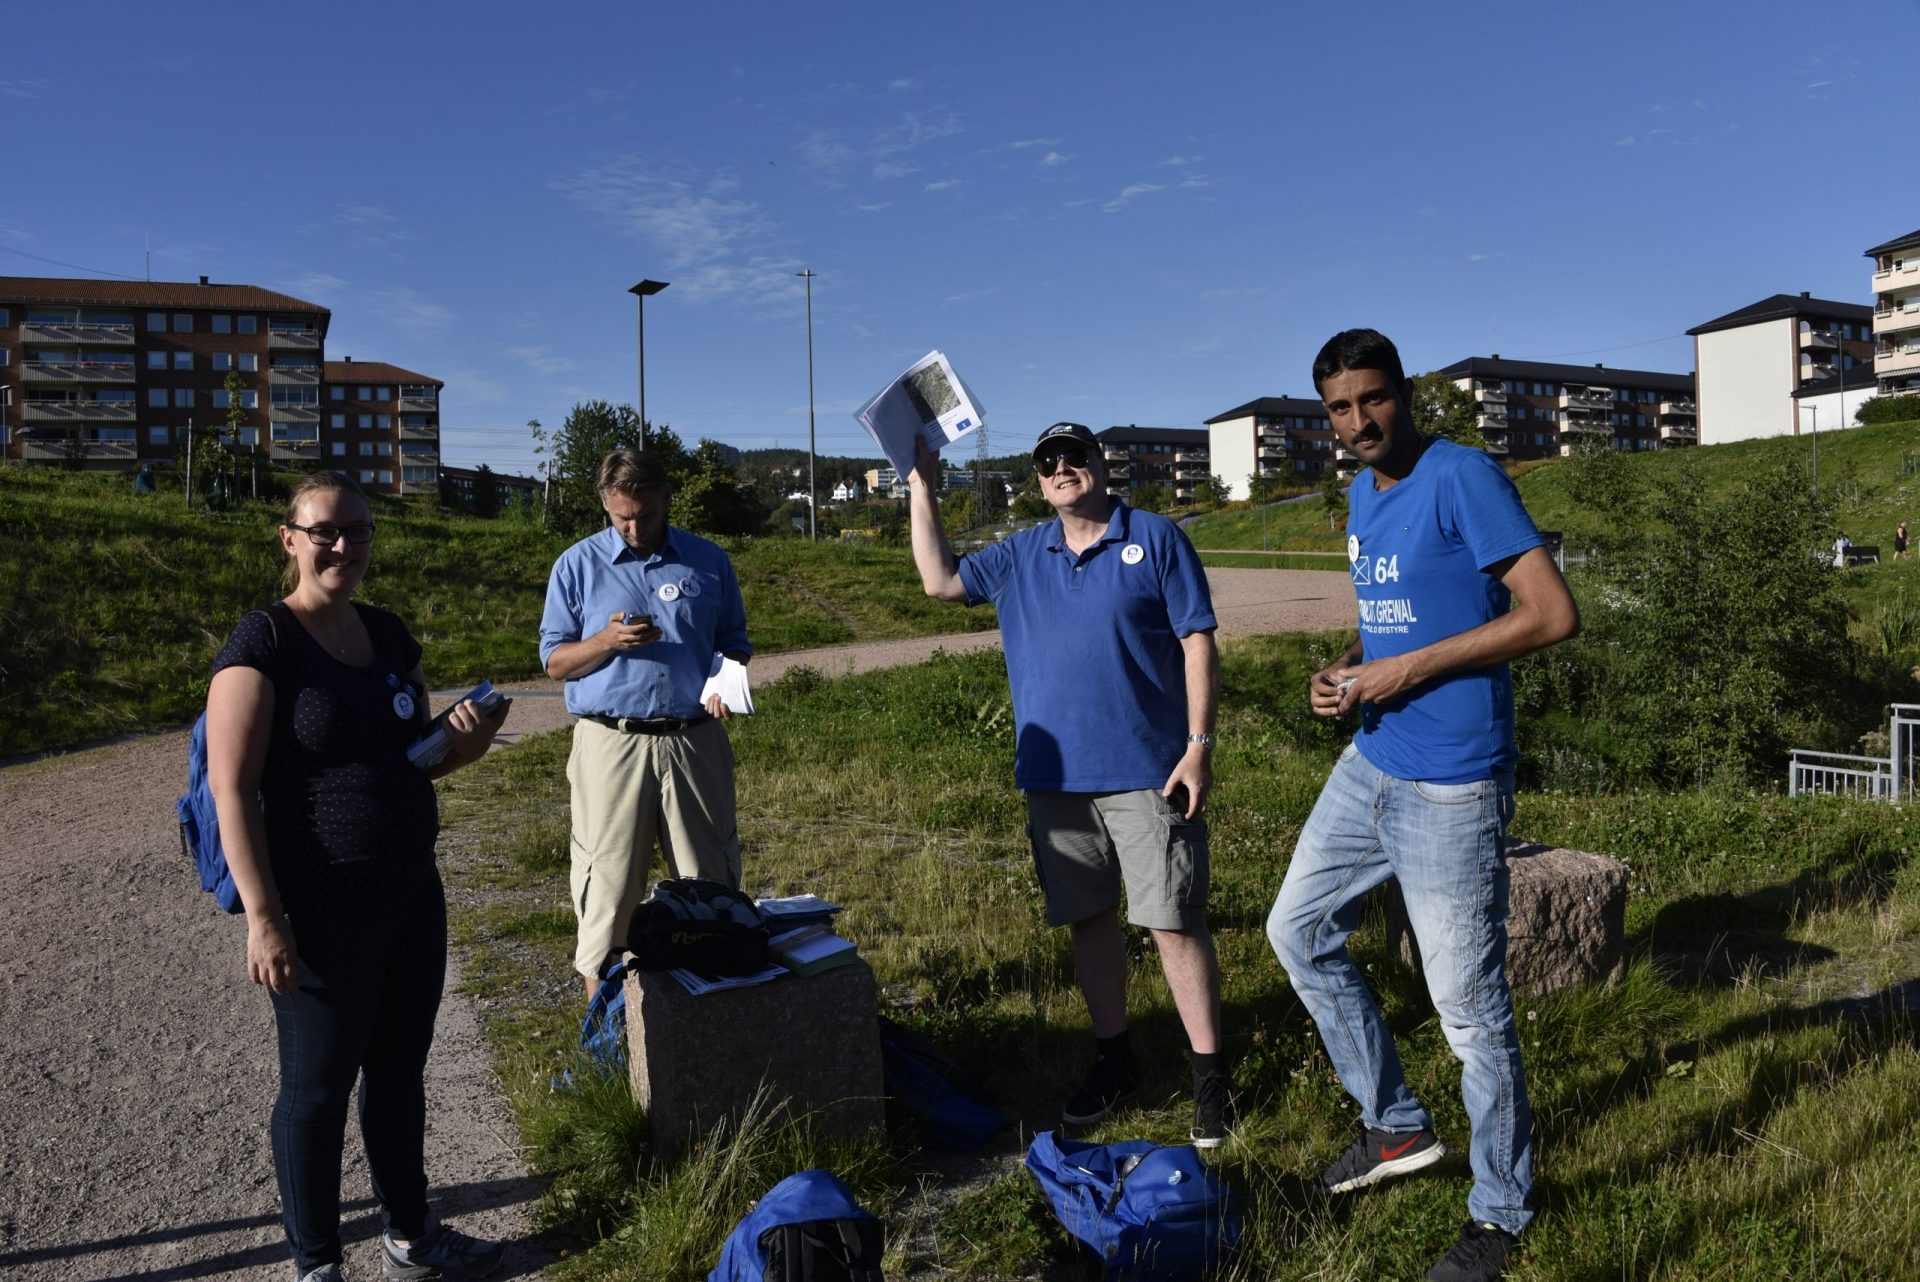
[0,568,1350,1281]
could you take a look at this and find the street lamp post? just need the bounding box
[1809,403,1818,488]
[797,268,817,541]
[629,279,669,450]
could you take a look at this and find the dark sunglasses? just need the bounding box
[287,521,376,546]
[1036,447,1091,476]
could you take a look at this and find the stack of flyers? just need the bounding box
[407,680,505,770]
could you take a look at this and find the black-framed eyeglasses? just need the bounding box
[1036,447,1091,477]
[287,521,376,546]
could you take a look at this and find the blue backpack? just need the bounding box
[580,957,630,1069]
[709,1170,885,1282]
[1024,1131,1240,1282]
[177,602,294,913]
[876,1017,1002,1151]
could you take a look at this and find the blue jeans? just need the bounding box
[270,870,446,1273]
[1267,744,1532,1234]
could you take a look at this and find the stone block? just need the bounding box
[1387,839,1628,998]
[623,958,885,1152]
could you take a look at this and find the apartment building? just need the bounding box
[1687,292,1875,444]
[1436,356,1697,460]
[1093,425,1211,503]
[321,360,443,495]
[1867,228,1920,398]
[1204,398,1337,499]
[438,464,539,510]
[0,275,440,495]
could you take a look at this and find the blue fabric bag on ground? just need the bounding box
[709,1169,885,1282]
[876,1016,1002,1150]
[580,957,630,1069]
[1024,1131,1240,1281]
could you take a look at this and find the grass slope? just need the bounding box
[438,637,1920,1280]
[0,468,991,758]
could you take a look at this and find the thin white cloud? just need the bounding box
[945,287,999,304]
[1161,154,1201,166]
[0,79,49,99]
[1103,183,1165,213]
[369,287,454,337]
[854,201,892,212]
[924,178,961,192]
[872,112,964,158]
[1011,138,1061,149]
[800,130,859,171]
[507,345,576,375]
[1199,286,1269,299]
[1178,176,1214,190]
[285,272,349,301]
[1613,136,1637,147]
[872,160,919,180]
[888,78,917,92]
[1040,151,1069,167]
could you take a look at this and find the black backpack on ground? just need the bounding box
[625,877,771,976]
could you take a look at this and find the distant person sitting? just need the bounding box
[1834,533,1851,569]
[1896,521,1909,562]
[133,463,156,495]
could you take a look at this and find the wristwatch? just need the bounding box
[1186,733,1215,748]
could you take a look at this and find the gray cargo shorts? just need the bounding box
[1024,788,1210,931]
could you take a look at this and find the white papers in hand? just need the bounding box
[407,680,503,770]
[853,349,986,477]
[700,654,753,716]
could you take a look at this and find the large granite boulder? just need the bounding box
[1386,840,1627,997]
[623,958,885,1152]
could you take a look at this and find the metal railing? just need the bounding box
[1789,705,1920,801]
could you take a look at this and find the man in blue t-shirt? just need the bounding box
[907,423,1235,1148]
[1266,330,1578,1282]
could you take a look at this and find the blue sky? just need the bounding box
[5,2,1915,476]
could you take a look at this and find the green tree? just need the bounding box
[546,402,696,533]
[1856,394,1920,426]
[676,440,768,537]
[1411,370,1484,449]
[1194,474,1232,509]
[1247,472,1283,504]
[1319,463,1348,531]
[1130,482,1169,513]
[471,463,502,518]
[940,486,980,535]
[1010,475,1052,521]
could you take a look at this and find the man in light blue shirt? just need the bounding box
[540,450,751,1001]
[1268,329,1578,1282]
[908,424,1234,1148]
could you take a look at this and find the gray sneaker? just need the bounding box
[296,1265,345,1282]
[381,1219,504,1281]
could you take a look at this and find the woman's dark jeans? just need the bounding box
[269,869,445,1272]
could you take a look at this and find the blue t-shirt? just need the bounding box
[957,503,1217,792]
[1347,439,1543,784]
[539,524,751,719]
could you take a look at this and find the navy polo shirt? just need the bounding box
[539,524,751,720]
[1347,439,1543,784]
[957,502,1216,792]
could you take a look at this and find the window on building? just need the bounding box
[357,386,372,400]
[175,390,195,407]
[212,353,232,371]
[376,387,392,401]
[376,414,390,429]
[212,315,231,334]
[377,442,392,456]
[358,414,373,429]
[331,442,346,457]
[146,313,167,332]
[359,470,376,484]
[330,413,346,428]
[172,314,192,333]
[148,389,168,408]
[0,309,9,327]
[173,352,192,370]
[239,353,258,372]
[358,442,373,457]
[378,469,392,485]
[147,427,169,446]
[237,316,257,334]
[329,386,344,400]
[147,351,167,370]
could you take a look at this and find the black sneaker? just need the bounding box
[1320,1125,1446,1193]
[1189,1071,1236,1149]
[1060,1052,1140,1125]
[1426,1220,1517,1282]
[381,1218,505,1281]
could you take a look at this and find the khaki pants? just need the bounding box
[566,716,741,977]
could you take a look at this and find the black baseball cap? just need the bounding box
[1032,421,1098,461]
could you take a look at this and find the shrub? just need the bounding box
[1854,394,1920,426]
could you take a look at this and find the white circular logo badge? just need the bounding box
[677,577,702,597]
[657,582,681,602]
[1121,543,1145,565]
[1347,534,1361,562]
[392,690,416,720]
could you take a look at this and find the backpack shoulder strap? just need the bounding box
[261,600,300,692]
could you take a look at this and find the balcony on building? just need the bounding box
[1657,397,1697,419]
[1876,344,1920,376]
[399,419,439,440]
[1559,417,1609,438]
[1481,437,1509,456]
[22,398,137,423]
[22,358,137,384]
[1799,327,1839,351]
[19,317,135,346]
[269,361,321,384]
[1556,385,1613,411]
[268,320,322,349]
[399,443,439,463]
[270,423,321,462]
[397,464,438,496]
[1875,299,1920,336]
[1474,381,1506,404]
[1873,260,1920,292]
[268,403,319,423]
[1658,422,1698,445]
[397,386,438,413]
[1477,407,1508,428]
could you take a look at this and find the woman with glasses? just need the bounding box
[203,470,510,1282]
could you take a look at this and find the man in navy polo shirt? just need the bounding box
[1267,330,1578,1282]
[907,424,1234,1147]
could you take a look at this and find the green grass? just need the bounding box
[1183,495,1345,551]
[435,635,1920,1279]
[0,467,991,758]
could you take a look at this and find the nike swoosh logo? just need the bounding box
[1380,1135,1424,1160]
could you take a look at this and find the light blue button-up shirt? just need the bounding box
[539,524,751,720]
